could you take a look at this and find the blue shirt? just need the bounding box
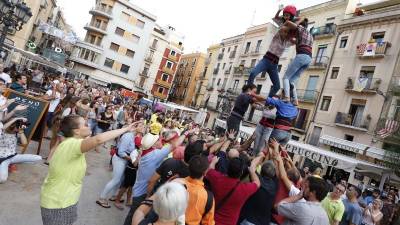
[340,199,363,225]
[266,97,298,119]
[364,196,374,206]
[133,145,171,197]
[117,132,136,158]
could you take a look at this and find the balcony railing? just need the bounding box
[153,91,167,99]
[296,89,319,103]
[229,51,236,58]
[391,77,400,96]
[345,77,381,94]
[311,24,337,39]
[145,55,153,63]
[250,48,262,56]
[308,56,329,69]
[156,79,172,88]
[205,58,211,65]
[294,119,308,131]
[356,42,391,58]
[140,69,149,77]
[233,66,252,76]
[162,67,175,75]
[90,5,113,18]
[85,22,108,34]
[218,53,224,60]
[335,112,370,131]
[167,54,178,62]
[224,69,231,75]
[376,118,400,142]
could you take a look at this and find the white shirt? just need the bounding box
[0,72,11,84]
[46,90,61,113]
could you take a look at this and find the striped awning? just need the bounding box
[319,135,368,154]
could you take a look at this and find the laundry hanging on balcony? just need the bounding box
[353,77,369,92]
[377,119,399,138]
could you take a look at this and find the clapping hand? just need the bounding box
[227,129,236,141]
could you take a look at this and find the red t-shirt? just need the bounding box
[206,169,258,225]
[272,178,301,224]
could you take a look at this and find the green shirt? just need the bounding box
[41,138,86,209]
[321,193,345,224]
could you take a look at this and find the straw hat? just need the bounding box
[141,133,160,150]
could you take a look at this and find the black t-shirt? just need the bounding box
[154,158,189,191]
[232,93,254,117]
[215,151,229,175]
[239,176,278,225]
[97,112,113,130]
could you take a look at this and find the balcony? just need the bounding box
[213,68,219,75]
[149,44,157,50]
[233,66,252,76]
[70,56,99,69]
[84,22,108,35]
[205,58,211,65]
[218,53,224,60]
[376,118,400,143]
[224,69,231,75]
[207,85,214,91]
[311,24,337,39]
[139,70,149,78]
[356,42,391,58]
[250,48,262,56]
[308,56,329,70]
[297,89,319,103]
[153,91,167,99]
[240,51,250,57]
[145,55,153,63]
[167,54,178,62]
[391,77,400,96]
[162,67,175,75]
[229,51,236,59]
[293,119,308,132]
[156,79,172,88]
[89,5,113,19]
[335,112,370,132]
[345,77,381,94]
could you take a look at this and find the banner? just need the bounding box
[38,22,78,44]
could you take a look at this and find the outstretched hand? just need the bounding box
[227,129,236,140]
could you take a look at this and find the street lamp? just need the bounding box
[0,0,32,51]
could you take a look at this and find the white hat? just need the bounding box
[141,133,160,150]
[53,80,60,84]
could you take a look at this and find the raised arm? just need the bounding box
[248,156,262,188]
[81,122,142,153]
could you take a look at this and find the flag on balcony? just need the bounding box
[377,119,399,138]
[353,77,368,92]
[356,43,367,55]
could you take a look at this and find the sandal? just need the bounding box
[109,197,124,203]
[96,200,111,208]
[114,202,124,210]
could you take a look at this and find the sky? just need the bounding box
[57,0,377,53]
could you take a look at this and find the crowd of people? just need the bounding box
[0,4,400,225]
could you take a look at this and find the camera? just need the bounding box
[15,119,30,129]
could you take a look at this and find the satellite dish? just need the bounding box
[55,47,63,53]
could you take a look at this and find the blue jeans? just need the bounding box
[283,54,312,100]
[248,57,280,97]
[88,119,97,136]
[253,124,273,155]
[270,128,292,146]
[100,155,127,199]
[240,219,256,225]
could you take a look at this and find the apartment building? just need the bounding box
[307,0,400,174]
[70,0,156,88]
[136,25,183,99]
[171,53,207,106]
[285,0,350,141]
[200,44,221,108]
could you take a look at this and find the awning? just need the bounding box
[158,102,199,114]
[319,135,368,154]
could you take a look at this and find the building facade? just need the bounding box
[200,44,221,108]
[70,0,156,88]
[171,53,207,106]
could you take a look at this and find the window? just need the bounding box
[121,12,130,21]
[222,48,225,53]
[261,71,267,78]
[339,36,348,48]
[126,49,135,58]
[320,96,332,111]
[136,19,145,28]
[166,61,173,69]
[309,126,322,146]
[233,80,239,90]
[217,78,221,86]
[115,27,125,36]
[227,47,231,52]
[344,134,354,141]
[104,58,114,68]
[162,73,168,81]
[132,34,140,43]
[222,63,226,69]
[256,85,262,94]
[240,60,245,66]
[371,32,385,42]
[278,64,282,73]
[151,39,158,48]
[120,64,130,74]
[256,40,262,52]
[245,42,251,54]
[216,63,220,69]
[170,50,176,56]
[109,42,119,52]
[158,87,164,94]
[330,67,339,79]
[250,59,257,68]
